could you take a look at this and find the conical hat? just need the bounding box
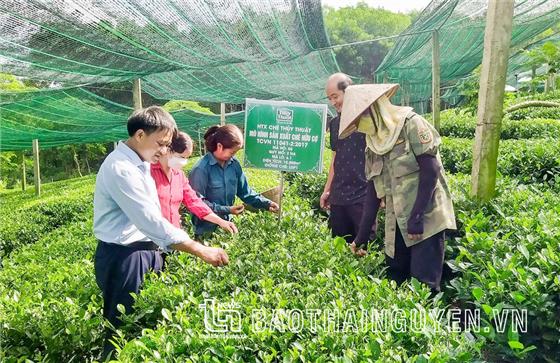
[339,84,399,139]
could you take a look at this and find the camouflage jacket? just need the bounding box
[365,112,456,258]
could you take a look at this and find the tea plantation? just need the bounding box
[1,108,559,362]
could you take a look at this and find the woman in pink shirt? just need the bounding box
[151,131,238,237]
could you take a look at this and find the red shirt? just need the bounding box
[150,162,212,228]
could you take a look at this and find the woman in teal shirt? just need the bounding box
[189,124,279,238]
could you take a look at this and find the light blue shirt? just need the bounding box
[93,141,191,250]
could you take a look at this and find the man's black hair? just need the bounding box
[127,106,177,136]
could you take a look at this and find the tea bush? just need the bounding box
[447,175,560,362]
[440,138,560,185]
[0,175,483,362]
[0,176,96,255]
[0,195,93,258]
[1,149,559,362]
[0,221,104,362]
[507,107,560,121]
[434,109,560,139]
[114,193,481,362]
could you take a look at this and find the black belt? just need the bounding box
[99,240,160,251]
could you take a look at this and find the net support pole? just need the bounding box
[133,79,142,110]
[21,151,26,191]
[197,122,203,156]
[278,171,284,223]
[220,103,226,125]
[531,66,536,94]
[431,30,441,132]
[400,83,407,106]
[471,0,514,201]
[32,139,41,197]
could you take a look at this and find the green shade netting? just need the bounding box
[140,49,338,104]
[422,29,560,107]
[0,87,244,151]
[0,0,336,85]
[375,0,560,110]
[2,0,560,151]
[0,0,339,150]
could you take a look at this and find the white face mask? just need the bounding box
[168,155,188,170]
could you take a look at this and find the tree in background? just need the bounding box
[323,2,413,81]
[0,73,38,92]
[456,67,481,115]
[162,100,214,114]
[0,74,36,189]
[525,41,559,93]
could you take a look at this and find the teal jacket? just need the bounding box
[189,153,271,235]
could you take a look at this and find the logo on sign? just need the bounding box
[276,108,293,123]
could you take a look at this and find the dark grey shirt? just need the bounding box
[329,115,368,206]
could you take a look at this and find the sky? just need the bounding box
[322,0,432,13]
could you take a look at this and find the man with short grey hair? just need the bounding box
[321,73,375,244]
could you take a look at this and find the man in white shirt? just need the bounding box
[93,106,228,359]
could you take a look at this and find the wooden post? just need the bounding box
[278,171,284,222]
[471,0,515,201]
[546,67,556,92]
[197,123,204,156]
[220,103,226,125]
[531,65,536,93]
[21,151,26,191]
[133,79,142,110]
[432,30,441,132]
[400,83,407,106]
[32,139,41,197]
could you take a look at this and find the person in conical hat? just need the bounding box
[340,84,456,293]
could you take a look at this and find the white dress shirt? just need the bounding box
[93,141,190,250]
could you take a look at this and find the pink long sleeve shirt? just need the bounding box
[150,162,212,228]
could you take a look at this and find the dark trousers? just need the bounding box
[94,241,163,359]
[385,226,445,292]
[329,203,365,243]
